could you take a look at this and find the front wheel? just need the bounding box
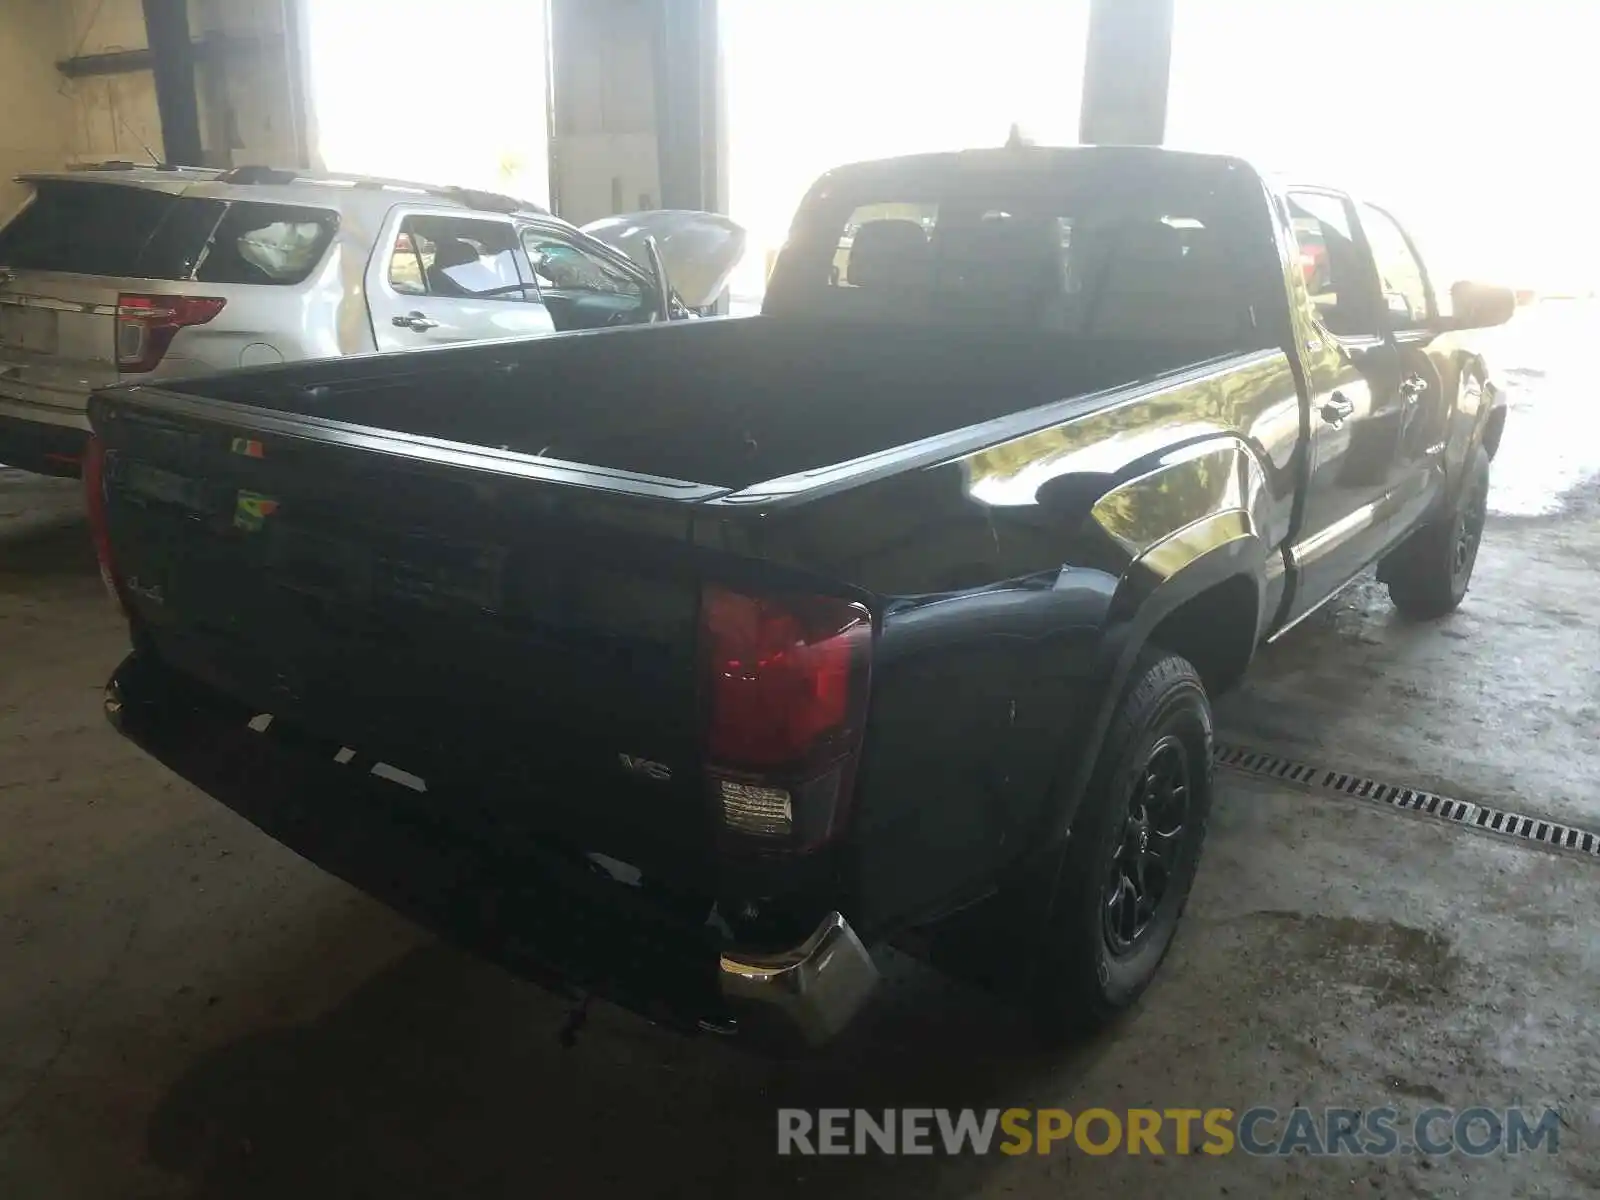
[1383,443,1491,619]
[1029,647,1214,1039]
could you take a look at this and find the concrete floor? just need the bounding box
[2,303,1597,1197]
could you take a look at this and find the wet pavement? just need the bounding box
[1,303,1597,1198]
[1479,299,1600,519]
[1219,300,1600,830]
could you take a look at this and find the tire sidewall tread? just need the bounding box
[1032,645,1215,1036]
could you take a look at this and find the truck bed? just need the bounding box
[87,318,1261,949]
[153,316,1238,490]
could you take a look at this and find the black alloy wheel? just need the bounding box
[1103,734,1191,956]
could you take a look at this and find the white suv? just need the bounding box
[0,164,743,476]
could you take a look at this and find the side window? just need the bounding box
[1286,191,1377,338]
[388,231,427,295]
[195,202,338,285]
[1357,203,1431,326]
[521,231,641,298]
[385,215,532,301]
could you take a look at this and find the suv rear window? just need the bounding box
[196,202,337,285]
[0,181,337,285]
[0,182,185,276]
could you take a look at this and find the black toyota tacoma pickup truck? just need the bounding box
[87,148,1513,1047]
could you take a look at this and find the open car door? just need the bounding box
[581,211,747,311]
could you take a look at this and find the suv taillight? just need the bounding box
[700,585,872,852]
[82,435,125,611]
[115,293,225,373]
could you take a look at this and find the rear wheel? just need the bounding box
[1029,647,1214,1039]
[1384,443,1491,619]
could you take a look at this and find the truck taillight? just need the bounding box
[82,435,126,611]
[700,585,872,852]
[115,293,225,374]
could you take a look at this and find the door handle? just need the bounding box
[392,311,439,332]
[1320,392,1355,426]
[1400,374,1428,402]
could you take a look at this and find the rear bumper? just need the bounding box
[0,405,90,476]
[103,651,878,1047]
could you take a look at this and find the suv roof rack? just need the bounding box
[65,160,220,174]
[213,165,548,214]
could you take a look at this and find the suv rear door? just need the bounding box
[367,207,556,351]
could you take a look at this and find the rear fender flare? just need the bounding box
[1045,522,1267,841]
[999,513,1268,966]
[1036,435,1275,848]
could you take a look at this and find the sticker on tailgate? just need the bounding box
[233,490,280,531]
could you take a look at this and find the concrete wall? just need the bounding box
[5,0,661,224]
[0,0,302,220]
[191,0,303,168]
[58,0,166,166]
[0,0,71,218]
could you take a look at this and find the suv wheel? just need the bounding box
[1030,646,1213,1039]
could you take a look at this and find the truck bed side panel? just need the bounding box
[724,350,1303,929]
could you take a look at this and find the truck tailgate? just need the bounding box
[94,393,728,880]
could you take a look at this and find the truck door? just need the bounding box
[366,208,555,351]
[1354,201,1449,539]
[1281,189,1405,623]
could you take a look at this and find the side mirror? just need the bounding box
[1443,281,1516,331]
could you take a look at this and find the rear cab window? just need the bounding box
[764,153,1277,347]
[0,180,337,285]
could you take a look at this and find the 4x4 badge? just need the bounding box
[618,753,672,782]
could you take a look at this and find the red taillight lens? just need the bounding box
[82,435,125,611]
[701,585,872,850]
[115,293,225,374]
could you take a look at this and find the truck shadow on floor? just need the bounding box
[143,940,1118,1199]
[0,514,97,582]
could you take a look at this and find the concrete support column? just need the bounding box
[652,0,724,214]
[548,0,660,222]
[1079,0,1175,146]
[547,0,724,222]
[141,0,204,165]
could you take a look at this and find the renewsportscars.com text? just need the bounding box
[777,1106,1562,1157]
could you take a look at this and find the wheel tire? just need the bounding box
[1029,646,1214,1040]
[1384,442,1491,619]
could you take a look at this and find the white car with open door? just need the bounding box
[0,163,745,476]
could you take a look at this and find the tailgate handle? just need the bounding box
[393,311,439,332]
